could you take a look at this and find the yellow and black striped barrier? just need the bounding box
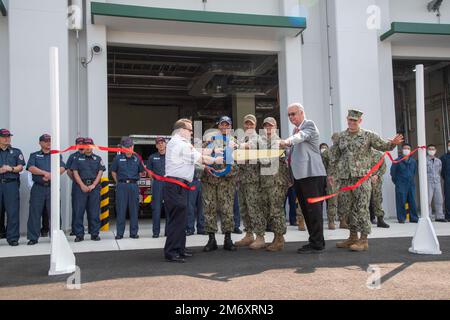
[100,178,110,231]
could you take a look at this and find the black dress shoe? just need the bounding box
[40,231,49,237]
[410,220,418,223]
[398,220,405,224]
[186,231,195,236]
[197,230,207,235]
[130,235,139,239]
[297,244,324,254]
[8,240,19,246]
[74,236,84,242]
[180,251,193,258]
[152,234,159,238]
[27,240,38,245]
[69,231,75,236]
[232,228,243,234]
[166,256,186,263]
[0,233,6,239]
[115,235,123,240]
[436,219,448,223]
[91,235,101,241]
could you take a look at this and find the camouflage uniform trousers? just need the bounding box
[202,180,235,234]
[238,182,261,234]
[259,184,288,236]
[370,179,385,218]
[338,178,372,235]
[336,180,346,221]
[326,178,338,221]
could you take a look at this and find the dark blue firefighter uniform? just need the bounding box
[186,168,205,234]
[286,186,297,225]
[147,152,165,236]
[441,152,450,220]
[390,157,419,222]
[71,153,105,237]
[26,151,65,241]
[66,151,83,233]
[111,153,144,237]
[0,146,26,242]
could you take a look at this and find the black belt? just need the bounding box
[0,178,18,184]
[82,179,95,186]
[166,176,190,185]
[118,179,138,184]
[36,182,51,187]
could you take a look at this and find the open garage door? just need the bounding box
[106,46,280,219]
[393,59,450,153]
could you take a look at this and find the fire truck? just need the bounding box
[108,134,171,218]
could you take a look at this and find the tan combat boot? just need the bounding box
[234,232,254,247]
[350,234,369,252]
[297,216,306,231]
[336,231,358,248]
[266,234,285,252]
[339,217,348,229]
[328,220,336,230]
[249,236,266,250]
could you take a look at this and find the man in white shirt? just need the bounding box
[163,119,223,263]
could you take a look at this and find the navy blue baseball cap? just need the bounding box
[121,137,134,148]
[75,137,85,145]
[217,116,232,125]
[39,134,51,142]
[0,129,13,137]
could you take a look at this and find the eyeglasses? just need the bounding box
[288,113,297,117]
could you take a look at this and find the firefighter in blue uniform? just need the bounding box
[71,137,105,242]
[390,143,419,223]
[0,129,25,246]
[440,140,450,221]
[66,137,85,236]
[147,137,166,238]
[111,137,145,240]
[26,134,66,245]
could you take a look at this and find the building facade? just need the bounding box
[1,0,449,231]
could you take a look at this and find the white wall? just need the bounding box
[86,0,109,172]
[390,0,450,24]
[300,0,331,143]
[0,15,8,129]
[377,0,398,219]
[8,0,71,231]
[329,0,398,218]
[106,0,281,15]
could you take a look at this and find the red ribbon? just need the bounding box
[307,146,426,204]
[51,145,195,191]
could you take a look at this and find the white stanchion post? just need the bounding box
[409,64,441,255]
[49,47,77,275]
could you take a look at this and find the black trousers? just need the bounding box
[294,176,326,249]
[0,203,5,235]
[163,182,188,259]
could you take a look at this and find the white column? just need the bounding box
[409,64,441,255]
[86,0,108,172]
[8,0,70,231]
[0,15,8,129]
[278,0,304,139]
[377,0,398,218]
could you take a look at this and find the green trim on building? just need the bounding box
[381,22,450,41]
[91,1,306,30]
[0,0,7,17]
